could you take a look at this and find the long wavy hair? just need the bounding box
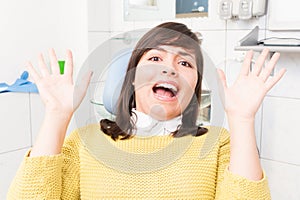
[100,22,208,140]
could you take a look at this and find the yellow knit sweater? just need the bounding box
[7,124,270,199]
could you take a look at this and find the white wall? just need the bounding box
[87,0,300,199]
[0,0,88,198]
[0,0,88,83]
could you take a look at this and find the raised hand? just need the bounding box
[27,49,92,117]
[217,49,286,181]
[27,49,92,156]
[217,49,286,120]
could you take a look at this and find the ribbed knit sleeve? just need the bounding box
[7,151,63,199]
[215,129,271,200]
[7,131,81,200]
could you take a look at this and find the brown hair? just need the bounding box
[100,22,208,140]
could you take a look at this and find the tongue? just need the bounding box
[155,88,174,97]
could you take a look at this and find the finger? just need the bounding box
[265,68,286,91]
[26,61,41,83]
[239,50,253,76]
[49,48,60,74]
[38,53,50,77]
[260,52,280,82]
[252,48,269,76]
[64,49,73,77]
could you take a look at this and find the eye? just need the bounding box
[149,56,161,62]
[179,61,192,68]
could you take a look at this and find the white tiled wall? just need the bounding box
[261,159,300,200]
[0,149,28,200]
[261,96,300,165]
[190,0,225,30]
[266,52,300,99]
[0,93,31,154]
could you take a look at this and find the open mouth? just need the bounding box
[152,82,178,99]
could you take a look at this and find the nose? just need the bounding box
[161,68,177,77]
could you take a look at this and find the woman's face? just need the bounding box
[134,45,198,121]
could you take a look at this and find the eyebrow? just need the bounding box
[152,47,195,60]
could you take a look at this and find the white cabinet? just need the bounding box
[268,0,300,30]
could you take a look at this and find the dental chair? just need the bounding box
[92,48,133,116]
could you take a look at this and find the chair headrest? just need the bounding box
[103,48,133,115]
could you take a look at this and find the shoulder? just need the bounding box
[65,124,99,145]
[64,129,82,149]
[187,126,230,160]
[206,126,230,145]
[62,124,100,160]
[63,124,94,152]
[193,126,230,148]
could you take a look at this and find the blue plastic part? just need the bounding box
[103,49,132,115]
[0,71,39,93]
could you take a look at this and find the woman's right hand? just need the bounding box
[28,49,92,157]
[27,49,92,117]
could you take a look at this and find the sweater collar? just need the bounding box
[131,109,182,137]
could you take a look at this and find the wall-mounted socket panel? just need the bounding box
[219,0,267,20]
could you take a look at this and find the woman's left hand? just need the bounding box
[217,48,286,120]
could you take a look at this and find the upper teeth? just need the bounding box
[156,83,178,92]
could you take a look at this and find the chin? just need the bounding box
[147,105,181,121]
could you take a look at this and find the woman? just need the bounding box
[8,22,285,199]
